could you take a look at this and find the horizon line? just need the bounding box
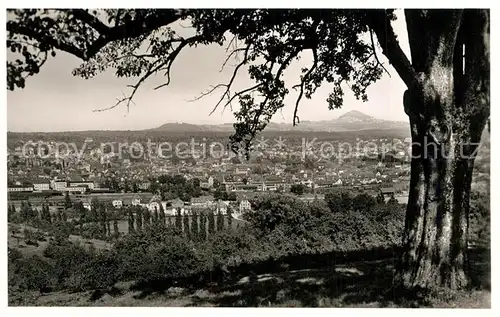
[8,111,409,133]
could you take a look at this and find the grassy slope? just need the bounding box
[8,224,490,307]
[11,258,490,307]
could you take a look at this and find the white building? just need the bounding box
[8,186,34,192]
[215,200,230,215]
[239,199,251,213]
[51,180,67,191]
[112,200,123,208]
[68,181,95,190]
[149,201,160,212]
[65,186,86,193]
[168,199,186,215]
[33,182,50,191]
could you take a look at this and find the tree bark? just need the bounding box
[397,9,489,290]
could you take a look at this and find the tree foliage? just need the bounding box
[183,212,190,236]
[208,209,216,235]
[290,184,305,195]
[64,191,72,209]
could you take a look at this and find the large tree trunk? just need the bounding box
[398,9,489,290]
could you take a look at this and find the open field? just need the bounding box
[8,223,112,258]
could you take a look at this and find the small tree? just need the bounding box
[290,184,305,195]
[191,211,199,238]
[227,206,233,229]
[143,208,151,228]
[352,193,376,212]
[99,204,107,236]
[153,206,159,224]
[175,208,182,231]
[135,207,143,231]
[113,213,119,237]
[376,192,386,204]
[127,208,135,233]
[208,208,215,235]
[340,192,353,212]
[46,205,52,223]
[199,212,207,241]
[217,208,224,231]
[227,192,237,201]
[60,209,68,222]
[388,194,398,205]
[8,204,19,223]
[27,201,35,219]
[183,212,190,237]
[74,201,85,228]
[91,198,99,223]
[50,213,56,224]
[64,191,72,209]
[324,192,341,213]
[20,201,30,222]
[213,188,224,200]
[158,203,166,226]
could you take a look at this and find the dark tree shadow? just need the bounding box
[126,246,490,307]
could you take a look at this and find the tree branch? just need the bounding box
[83,10,184,60]
[219,47,247,72]
[189,41,254,114]
[293,48,318,126]
[7,23,87,59]
[366,9,417,88]
[153,35,205,90]
[369,28,391,78]
[93,58,168,112]
[7,9,185,61]
[70,9,110,34]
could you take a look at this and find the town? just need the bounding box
[7,130,414,216]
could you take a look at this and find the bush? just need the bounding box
[49,222,73,244]
[9,255,56,292]
[23,228,45,242]
[207,229,262,267]
[43,240,93,289]
[66,251,119,291]
[113,225,204,282]
[248,195,324,235]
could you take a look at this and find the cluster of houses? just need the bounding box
[79,194,252,216]
[8,178,96,194]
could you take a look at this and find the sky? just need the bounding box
[7,10,411,132]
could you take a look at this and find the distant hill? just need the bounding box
[153,122,209,132]
[338,110,373,121]
[151,111,409,133]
